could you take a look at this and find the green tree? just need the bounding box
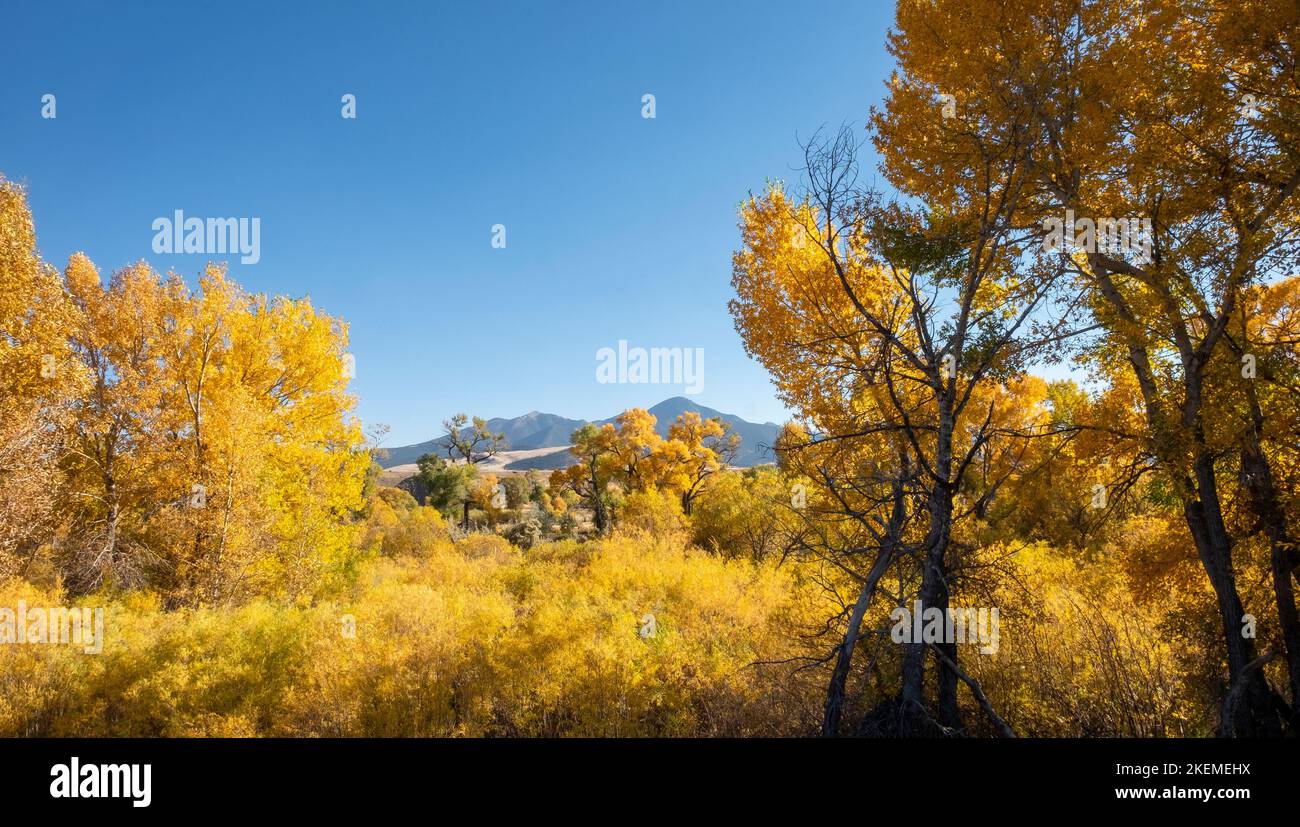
[415,453,477,517]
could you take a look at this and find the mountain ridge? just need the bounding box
[378,397,780,469]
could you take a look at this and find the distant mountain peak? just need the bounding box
[380,399,780,470]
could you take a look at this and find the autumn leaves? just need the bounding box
[731,0,1300,735]
[549,408,738,534]
[0,178,367,606]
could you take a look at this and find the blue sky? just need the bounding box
[0,0,897,446]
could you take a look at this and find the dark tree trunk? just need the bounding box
[589,462,607,535]
[1239,399,1300,722]
[823,547,891,737]
[901,400,961,736]
[1186,454,1282,737]
[901,499,961,733]
[823,469,906,736]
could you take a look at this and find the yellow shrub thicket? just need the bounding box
[1,525,822,737]
[1,488,1213,737]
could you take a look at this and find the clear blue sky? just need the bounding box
[0,0,897,446]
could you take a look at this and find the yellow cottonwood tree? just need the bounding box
[877,0,1300,736]
[56,253,365,604]
[0,179,84,580]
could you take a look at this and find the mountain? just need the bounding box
[378,397,780,470]
[379,411,586,468]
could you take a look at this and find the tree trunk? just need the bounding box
[823,548,891,737]
[593,490,606,533]
[1186,453,1281,737]
[823,471,906,736]
[1239,403,1300,722]
[900,390,962,736]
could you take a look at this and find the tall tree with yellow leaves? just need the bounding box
[731,119,1064,734]
[57,252,365,604]
[0,179,83,581]
[877,0,1300,736]
[657,411,739,515]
